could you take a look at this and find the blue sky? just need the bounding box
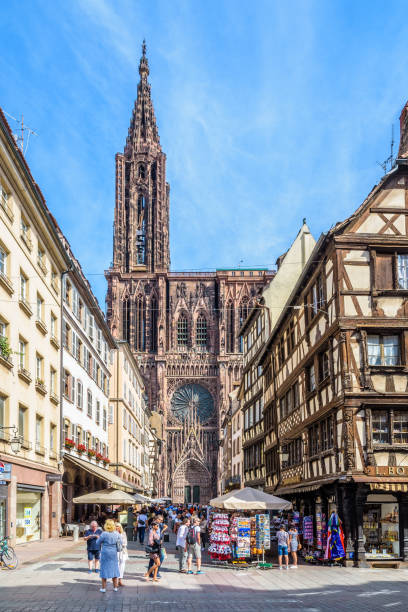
[2,0,408,308]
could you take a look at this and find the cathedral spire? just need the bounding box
[126,39,160,149]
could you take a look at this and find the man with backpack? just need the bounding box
[186,517,203,575]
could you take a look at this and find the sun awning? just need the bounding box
[275,478,338,496]
[64,454,135,493]
[370,482,408,493]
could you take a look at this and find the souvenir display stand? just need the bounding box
[208,513,232,565]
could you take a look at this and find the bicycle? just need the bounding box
[0,536,18,569]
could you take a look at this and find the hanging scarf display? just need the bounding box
[325,512,345,560]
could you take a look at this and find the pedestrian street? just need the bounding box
[1,534,408,612]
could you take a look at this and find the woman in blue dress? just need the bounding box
[97,519,121,593]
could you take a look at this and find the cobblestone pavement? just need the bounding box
[1,538,408,612]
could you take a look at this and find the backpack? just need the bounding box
[186,526,197,545]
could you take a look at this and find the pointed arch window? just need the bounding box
[136,195,146,264]
[226,302,235,353]
[138,164,146,179]
[150,295,158,352]
[239,297,250,352]
[196,314,207,347]
[122,297,130,342]
[177,313,188,346]
[135,295,146,351]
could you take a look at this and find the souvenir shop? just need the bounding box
[208,512,272,564]
[208,487,291,566]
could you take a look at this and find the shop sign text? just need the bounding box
[365,465,408,476]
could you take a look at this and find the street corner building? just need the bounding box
[105,45,274,504]
[258,101,408,567]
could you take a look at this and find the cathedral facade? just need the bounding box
[105,45,273,502]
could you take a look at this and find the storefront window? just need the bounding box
[363,498,399,559]
[16,489,41,544]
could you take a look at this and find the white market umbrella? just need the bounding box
[73,488,137,505]
[210,487,292,510]
[133,493,152,503]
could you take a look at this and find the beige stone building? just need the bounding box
[109,341,147,492]
[0,108,69,545]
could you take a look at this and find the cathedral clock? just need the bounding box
[171,384,214,423]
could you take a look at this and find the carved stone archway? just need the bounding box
[172,458,212,504]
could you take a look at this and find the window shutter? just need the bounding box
[375,253,394,289]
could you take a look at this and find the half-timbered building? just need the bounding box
[260,103,408,567]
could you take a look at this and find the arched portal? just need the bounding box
[172,458,212,504]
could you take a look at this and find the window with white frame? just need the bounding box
[18,338,27,370]
[367,334,400,366]
[77,380,83,410]
[36,293,44,322]
[87,390,92,417]
[20,271,27,301]
[0,245,7,277]
[96,400,100,425]
[35,353,43,382]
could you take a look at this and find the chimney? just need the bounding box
[398,101,408,159]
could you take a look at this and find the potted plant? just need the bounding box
[0,335,11,361]
[76,443,86,454]
[102,457,110,466]
[87,448,96,458]
[95,452,104,463]
[64,438,75,449]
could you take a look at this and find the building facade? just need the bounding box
[240,222,315,489]
[108,341,147,492]
[105,45,273,503]
[55,235,120,522]
[260,102,408,566]
[0,109,69,545]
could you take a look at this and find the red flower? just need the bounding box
[76,443,86,453]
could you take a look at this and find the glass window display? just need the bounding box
[363,501,399,559]
[16,489,41,544]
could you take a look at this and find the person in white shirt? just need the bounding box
[137,511,148,544]
[175,518,190,573]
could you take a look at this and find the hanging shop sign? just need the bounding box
[281,475,302,486]
[0,462,11,481]
[365,466,408,477]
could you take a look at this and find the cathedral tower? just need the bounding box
[112,41,170,276]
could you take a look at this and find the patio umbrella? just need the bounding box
[210,487,292,510]
[73,488,137,505]
[133,493,152,503]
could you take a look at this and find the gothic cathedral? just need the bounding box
[106,44,273,502]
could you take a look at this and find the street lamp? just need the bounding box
[0,426,22,454]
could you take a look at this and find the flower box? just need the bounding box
[95,452,104,462]
[64,438,75,449]
[87,449,96,458]
[102,457,111,465]
[76,443,86,453]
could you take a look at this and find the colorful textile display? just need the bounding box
[325,512,345,560]
[303,516,314,542]
[209,513,232,560]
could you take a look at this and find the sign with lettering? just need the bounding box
[282,475,302,486]
[365,466,408,477]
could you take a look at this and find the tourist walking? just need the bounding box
[277,525,289,570]
[84,520,102,574]
[176,517,190,572]
[144,522,161,582]
[115,522,128,586]
[137,508,148,544]
[289,524,299,568]
[98,519,122,593]
[186,517,203,575]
